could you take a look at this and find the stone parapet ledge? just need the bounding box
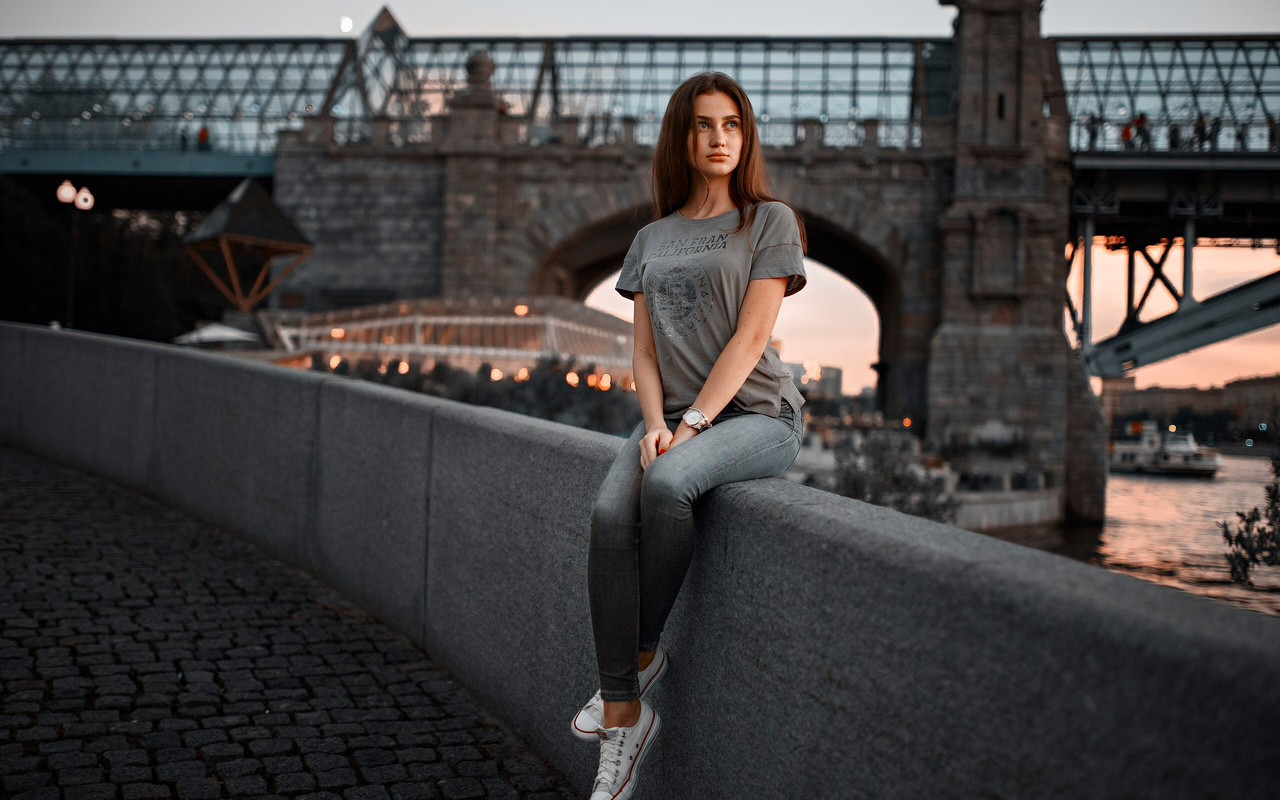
[1,321,1276,799]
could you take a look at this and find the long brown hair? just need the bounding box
[650,71,806,252]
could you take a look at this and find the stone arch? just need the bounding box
[512,178,649,297]
[787,205,906,416]
[528,193,910,414]
[529,204,653,299]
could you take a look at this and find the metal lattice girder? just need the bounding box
[399,36,933,147]
[0,37,348,153]
[12,13,1278,157]
[1,7,945,155]
[1055,36,1280,153]
[1085,268,1280,377]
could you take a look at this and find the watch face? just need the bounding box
[682,409,699,425]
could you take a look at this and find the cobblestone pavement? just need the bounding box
[0,446,582,800]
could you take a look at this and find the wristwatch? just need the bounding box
[682,407,712,432]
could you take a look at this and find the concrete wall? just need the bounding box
[2,321,1278,799]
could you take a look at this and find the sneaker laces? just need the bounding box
[593,728,626,790]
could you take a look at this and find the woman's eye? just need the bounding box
[726,121,738,129]
[697,122,708,129]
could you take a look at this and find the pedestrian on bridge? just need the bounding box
[576,70,808,800]
[1085,112,1100,150]
[1135,113,1152,151]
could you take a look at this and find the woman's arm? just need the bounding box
[668,276,789,447]
[631,293,666,433]
[631,293,674,469]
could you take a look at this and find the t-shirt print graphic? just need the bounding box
[647,258,714,338]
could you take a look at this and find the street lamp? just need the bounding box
[56,179,94,328]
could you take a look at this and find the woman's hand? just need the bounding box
[666,422,698,452]
[639,427,674,471]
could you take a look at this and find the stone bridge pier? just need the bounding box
[273,0,1107,523]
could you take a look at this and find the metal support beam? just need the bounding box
[1085,268,1280,377]
[1124,247,1136,330]
[1080,216,1095,351]
[1181,218,1198,309]
[1132,242,1178,321]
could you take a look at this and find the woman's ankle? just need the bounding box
[637,648,656,671]
[601,698,642,728]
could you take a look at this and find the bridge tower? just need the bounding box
[928,0,1105,520]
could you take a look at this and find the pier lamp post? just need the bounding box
[56,179,94,329]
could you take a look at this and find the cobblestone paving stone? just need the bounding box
[0,447,582,800]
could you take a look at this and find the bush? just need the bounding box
[1221,450,1280,585]
[832,432,959,524]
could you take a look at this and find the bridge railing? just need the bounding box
[1,321,1276,798]
[2,116,285,154]
[1055,36,1280,154]
[5,34,1278,156]
[0,36,939,154]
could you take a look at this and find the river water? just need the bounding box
[982,455,1280,618]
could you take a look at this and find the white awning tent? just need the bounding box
[172,323,261,346]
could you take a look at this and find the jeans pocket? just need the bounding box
[785,401,803,440]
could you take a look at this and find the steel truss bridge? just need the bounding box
[3,12,1278,156]
[2,9,1279,379]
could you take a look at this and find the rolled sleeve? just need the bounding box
[749,243,807,296]
[614,236,644,300]
[749,203,807,296]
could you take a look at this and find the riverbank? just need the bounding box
[1214,442,1279,458]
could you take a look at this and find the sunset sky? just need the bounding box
[586,243,1280,395]
[9,0,1279,395]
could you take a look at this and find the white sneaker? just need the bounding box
[571,646,668,741]
[589,699,660,800]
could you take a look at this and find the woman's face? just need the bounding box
[687,90,743,180]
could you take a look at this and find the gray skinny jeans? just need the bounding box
[587,399,803,701]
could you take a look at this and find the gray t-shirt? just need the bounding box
[614,200,808,421]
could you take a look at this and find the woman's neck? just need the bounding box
[678,175,735,219]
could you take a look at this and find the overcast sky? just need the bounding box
[5,0,1279,38]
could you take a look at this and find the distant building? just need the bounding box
[856,386,876,414]
[1102,372,1280,433]
[783,361,844,400]
[1224,374,1280,431]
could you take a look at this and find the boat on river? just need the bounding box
[1109,420,1222,477]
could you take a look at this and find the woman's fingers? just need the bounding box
[639,428,675,469]
[657,428,674,455]
[639,430,659,470]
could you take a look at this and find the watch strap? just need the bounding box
[685,407,712,432]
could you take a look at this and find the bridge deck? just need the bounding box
[0,445,579,800]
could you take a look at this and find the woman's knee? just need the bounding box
[589,497,638,550]
[640,460,694,518]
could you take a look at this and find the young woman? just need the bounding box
[574,71,809,800]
